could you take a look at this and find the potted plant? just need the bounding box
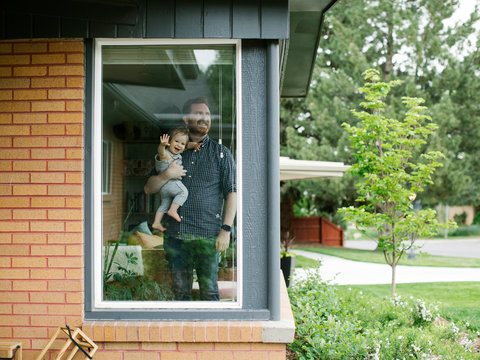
[280,231,296,287]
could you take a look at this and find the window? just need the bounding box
[91,39,241,311]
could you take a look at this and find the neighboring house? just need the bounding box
[0,0,337,359]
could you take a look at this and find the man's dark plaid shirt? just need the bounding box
[160,135,236,240]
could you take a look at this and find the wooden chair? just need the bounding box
[0,341,22,360]
[35,326,97,360]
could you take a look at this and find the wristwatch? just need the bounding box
[221,224,232,232]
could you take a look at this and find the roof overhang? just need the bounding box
[280,156,349,181]
[280,0,339,98]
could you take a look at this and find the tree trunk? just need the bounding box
[391,263,396,296]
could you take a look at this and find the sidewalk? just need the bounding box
[292,249,480,285]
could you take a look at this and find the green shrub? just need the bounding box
[449,224,480,237]
[288,270,479,359]
[473,211,480,225]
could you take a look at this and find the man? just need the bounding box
[144,97,237,301]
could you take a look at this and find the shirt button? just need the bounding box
[188,175,191,178]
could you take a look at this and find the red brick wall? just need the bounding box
[0,38,85,359]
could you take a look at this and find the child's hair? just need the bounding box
[168,126,189,141]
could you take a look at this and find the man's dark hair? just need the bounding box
[182,97,209,115]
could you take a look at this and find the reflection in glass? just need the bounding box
[101,44,237,303]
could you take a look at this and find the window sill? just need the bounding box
[82,276,295,344]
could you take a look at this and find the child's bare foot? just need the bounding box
[167,209,181,222]
[152,223,166,231]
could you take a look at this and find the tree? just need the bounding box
[280,0,480,225]
[338,69,454,296]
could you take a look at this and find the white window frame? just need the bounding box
[92,38,243,310]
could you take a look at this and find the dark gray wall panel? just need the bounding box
[175,0,203,38]
[61,18,88,38]
[145,0,174,38]
[89,21,117,38]
[232,0,260,39]
[33,15,60,38]
[4,12,31,39]
[204,0,232,38]
[261,0,289,39]
[241,40,268,309]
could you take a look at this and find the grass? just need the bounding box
[294,246,480,267]
[336,282,480,331]
[294,254,321,268]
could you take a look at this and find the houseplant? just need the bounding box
[280,231,296,287]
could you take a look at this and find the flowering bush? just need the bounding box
[288,270,479,359]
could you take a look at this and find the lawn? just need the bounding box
[294,246,480,267]
[336,282,480,331]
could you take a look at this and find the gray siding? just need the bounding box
[1,0,288,40]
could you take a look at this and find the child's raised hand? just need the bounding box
[193,142,202,151]
[160,134,170,147]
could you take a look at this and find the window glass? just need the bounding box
[99,42,239,306]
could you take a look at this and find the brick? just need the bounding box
[115,324,127,342]
[48,256,82,268]
[66,315,82,327]
[251,323,263,341]
[48,184,82,195]
[0,244,29,255]
[0,137,12,147]
[30,315,66,326]
[0,209,11,219]
[31,197,65,208]
[142,343,176,351]
[48,280,82,291]
[47,160,82,171]
[0,114,12,124]
[47,233,82,244]
[12,160,47,171]
[48,136,83,147]
[195,323,206,342]
[13,304,48,314]
[31,77,65,88]
[0,149,29,159]
[93,352,122,360]
[66,124,83,135]
[0,268,29,279]
[124,352,157,360]
[31,101,65,112]
[66,77,84,87]
[250,344,284,351]
[66,268,83,280]
[197,352,233,360]
[12,233,47,244]
[0,257,10,267]
[14,89,47,100]
[0,125,29,135]
[162,353,196,360]
[49,65,84,76]
[0,280,11,290]
[0,68,12,76]
[206,322,218,342]
[215,343,251,351]
[12,209,46,220]
[13,136,47,147]
[228,322,242,342]
[0,184,12,195]
[218,323,229,342]
[31,124,65,135]
[49,41,84,53]
[13,113,47,124]
[67,54,84,64]
[0,197,29,208]
[66,101,83,112]
[65,245,82,256]
[0,173,29,182]
[268,351,286,360]
[13,184,47,195]
[126,325,138,341]
[65,173,82,183]
[0,221,29,232]
[13,326,47,338]
[160,323,172,341]
[32,54,65,64]
[0,43,13,53]
[0,315,29,326]
[65,293,82,304]
[31,148,65,159]
[0,327,13,338]
[0,291,29,302]
[31,172,65,183]
[14,66,47,77]
[0,233,12,243]
[12,257,47,267]
[0,78,30,89]
[0,101,31,112]
[178,343,214,351]
[31,245,65,256]
[0,90,12,100]
[0,55,30,65]
[48,89,83,100]
[65,197,82,208]
[14,42,47,53]
[30,221,65,232]
[48,113,83,123]
[233,352,266,360]
[30,268,65,279]
[48,209,82,220]
[104,342,138,350]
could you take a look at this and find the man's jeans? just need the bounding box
[164,235,219,301]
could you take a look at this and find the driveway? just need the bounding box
[344,238,480,259]
[292,249,480,285]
